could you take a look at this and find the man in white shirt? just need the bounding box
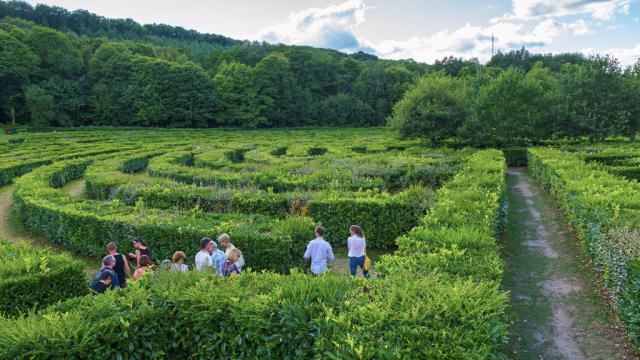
[195,237,214,271]
[303,226,335,275]
[218,233,245,271]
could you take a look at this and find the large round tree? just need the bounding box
[389,72,467,143]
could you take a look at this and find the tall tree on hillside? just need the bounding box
[254,52,289,126]
[24,25,83,79]
[353,63,389,124]
[125,57,217,127]
[557,58,631,141]
[0,30,38,124]
[384,65,418,105]
[88,42,136,125]
[24,84,54,127]
[23,26,88,126]
[467,64,561,145]
[213,61,266,128]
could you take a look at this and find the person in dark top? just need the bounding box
[128,237,152,268]
[107,242,130,288]
[91,270,113,294]
[91,255,120,289]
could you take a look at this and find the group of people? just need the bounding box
[304,225,370,277]
[90,234,245,294]
[91,225,369,294]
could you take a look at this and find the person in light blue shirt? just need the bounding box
[303,226,335,275]
[210,241,226,275]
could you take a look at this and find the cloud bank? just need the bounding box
[258,0,640,66]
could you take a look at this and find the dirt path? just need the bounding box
[0,185,98,274]
[61,179,87,198]
[503,168,637,359]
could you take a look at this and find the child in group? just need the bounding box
[347,225,369,278]
[133,255,153,281]
[222,248,242,277]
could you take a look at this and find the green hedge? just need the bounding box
[529,147,640,347]
[0,239,87,317]
[85,154,434,249]
[0,271,507,359]
[14,160,314,273]
[376,149,507,282]
[0,149,510,359]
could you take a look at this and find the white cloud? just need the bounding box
[589,44,640,66]
[255,0,637,65]
[495,0,630,22]
[257,0,369,52]
[370,19,563,63]
[566,19,594,35]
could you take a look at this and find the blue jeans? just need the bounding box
[349,256,369,278]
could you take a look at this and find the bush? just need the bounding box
[269,146,288,156]
[0,239,87,317]
[389,72,468,143]
[307,147,327,156]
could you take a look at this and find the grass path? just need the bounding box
[503,168,638,359]
[61,178,87,199]
[0,184,98,274]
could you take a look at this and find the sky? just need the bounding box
[23,0,640,66]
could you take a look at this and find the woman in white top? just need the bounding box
[347,225,369,278]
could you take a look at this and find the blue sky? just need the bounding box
[25,0,640,65]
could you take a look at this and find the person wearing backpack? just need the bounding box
[347,225,370,278]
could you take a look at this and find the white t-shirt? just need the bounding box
[195,250,213,271]
[347,236,366,258]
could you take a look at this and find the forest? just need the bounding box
[1,0,640,145]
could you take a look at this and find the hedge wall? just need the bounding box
[0,239,87,317]
[85,154,434,249]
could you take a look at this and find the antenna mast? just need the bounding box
[491,34,495,57]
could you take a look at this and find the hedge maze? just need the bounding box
[0,129,512,358]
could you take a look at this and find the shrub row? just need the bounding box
[13,160,314,273]
[86,154,434,249]
[148,150,460,192]
[0,239,87,317]
[0,146,135,185]
[0,150,510,359]
[529,147,640,347]
[377,149,507,283]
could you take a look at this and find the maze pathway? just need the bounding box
[503,168,637,359]
[0,185,98,274]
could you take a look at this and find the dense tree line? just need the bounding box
[2,0,639,141]
[0,1,426,128]
[391,49,640,146]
